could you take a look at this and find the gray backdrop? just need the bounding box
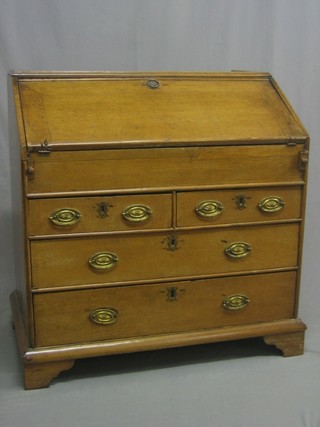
[1,1,320,426]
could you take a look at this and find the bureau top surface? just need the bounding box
[12,71,308,150]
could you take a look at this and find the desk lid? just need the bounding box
[11,71,308,151]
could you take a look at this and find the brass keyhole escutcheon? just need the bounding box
[235,194,247,209]
[167,287,177,302]
[161,286,185,302]
[164,235,180,251]
[96,202,112,218]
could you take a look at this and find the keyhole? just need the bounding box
[235,194,248,210]
[167,287,177,301]
[97,202,112,218]
[167,235,178,251]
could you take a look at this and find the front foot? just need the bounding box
[23,360,75,390]
[263,331,305,357]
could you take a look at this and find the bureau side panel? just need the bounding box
[8,76,34,344]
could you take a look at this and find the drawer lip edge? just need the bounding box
[30,266,299,293]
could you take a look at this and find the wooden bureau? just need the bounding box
[9,71,309,389]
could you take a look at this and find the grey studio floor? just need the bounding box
[1,310,320,427]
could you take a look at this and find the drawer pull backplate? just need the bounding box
[90,308,118,325]
[223,294,250,311]
[49,208,81,227]
[195,200,224,218]
[259,196,285,213]
[225,242,252,258]
[122,204,152,223]
[88,252,119,270]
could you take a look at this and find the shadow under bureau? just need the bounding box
[9,71,309,389]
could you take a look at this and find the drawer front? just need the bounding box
[177,186,301,227]
[26,145,304,195]
[31,223,299,289]
[33,271,296,347]
[28,194,172,236]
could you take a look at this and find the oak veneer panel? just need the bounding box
[177,186,301,227]
[33,271,296,347]
[25,145,304,195]
[30,223,299,289]
[18,77,307,148]
[28,193,172,235]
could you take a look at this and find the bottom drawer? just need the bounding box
[33,271,296,347]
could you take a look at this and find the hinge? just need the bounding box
[26,156,35,180]
[38,140,51,155]
[298,149,309,171]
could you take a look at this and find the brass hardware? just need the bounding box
[225,242,252,259]
[90,308,118,325]
[165,235,180,251]
[259,196,285,213]
[88,252,118,270]
[38,140,51,155]
[122,205,152,223]
[195,200,223,218]
[167,287,178,302]
[146,79,160,89]
[49,208,81,227]
[96,202,112,218]
[223,294,250,311]
[298,150,309,171]
[161,286,185,301]
[235,194,247,209]
[26,156,35,180]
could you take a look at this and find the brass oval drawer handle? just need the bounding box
[49,208,81,227]
[146,79,160,89]
[122,204,152,223]
[90,308,118,325]
[259,196,285,213]
[195,200,224,218]
[88,252,119,270]
[225,242,252,259]
[223,294,250,311]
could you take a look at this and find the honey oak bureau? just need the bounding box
[9,71,309,389]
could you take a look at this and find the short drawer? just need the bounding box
[26,144,304,195]
[177,186,301,227]
[30,223,299,289]
[33,271,296,347]
[28,193,172,235]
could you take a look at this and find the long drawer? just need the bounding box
[33,271,296,347]
[28,193,172,235]
[30,223,299,289]
[26,145,304,195]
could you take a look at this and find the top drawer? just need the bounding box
[28,193,172,235]
[177,186,301,227]
[25,145,305,195]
